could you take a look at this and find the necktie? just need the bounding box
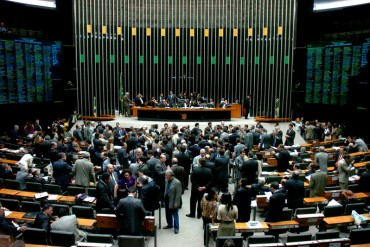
[111,174,116,184]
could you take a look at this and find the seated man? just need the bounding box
[34,203,55,232]
[51,208,87,244]
[0,202,27,237]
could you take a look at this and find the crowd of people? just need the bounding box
[0,116,370,245]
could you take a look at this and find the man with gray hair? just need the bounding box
[192,148,206,168]
[163,170,182,234]
[72,152,96,187]
[314,146,328,172]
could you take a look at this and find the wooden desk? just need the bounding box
[267,220,299,230]
[323,214,370,227]
[16,191,37,199]
[58,195,76,204]
[354,161,370,168]
[26,245,61,247]
[350,151,370,157]
[256,195,269,208]
[304,197,328,206]
[0,189,21,197]
[136,107,232,121]
[343,192,369,201]
[96,213,121,229]
[285,238,350,247]
[249,244,285,247]
[324,190,345,201]
[0,158,18,165]
[295,213,324,227]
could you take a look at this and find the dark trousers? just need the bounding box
[217,179,229,193]
[189,189,205,217]
[202,217,213,246]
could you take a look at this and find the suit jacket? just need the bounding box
[314,152,329,172]
[72,158,96,187]
[241,159,258,185]
[165,178,182,209]
[284,129,295,146]
[285,178,304,209]
[73,129,83,142]
[338,159,351,183]
[117,148,130,169]
[108,172,119,195]
[16,171,30,190]
[0,213,18,237]
[265,190,286,222]
[167,94,177,107]
[140,181,160,212]
[260,133,272,150]
[190,166,212,190]
[213,155,229,182]
[96,180,115,213]
[51,214,85,243]
[309,170,327,197]
[358,171,370,194]
[233,186,252,222]
[175,152,192,175]
[35,212,54,231]
[171,165,186,193]
[115,196,147,235]
[274,149,291,172]
[52,159,72,188]
[134,97,145,107]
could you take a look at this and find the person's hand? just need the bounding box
[19,226,27,232]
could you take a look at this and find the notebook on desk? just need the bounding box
[22,212,39,219]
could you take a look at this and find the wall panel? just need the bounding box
[75,0,297,117]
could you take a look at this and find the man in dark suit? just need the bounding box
[285,171,304,211]
[133,93,145,107]
[52,152,72,191]
[0,202,27,237]
[175,145,192,190]
[359,163,370,192]
[213,149,230,193]
[187,158,212,218]
[167,90,177,107]
[171,158,185,194]
[243,95,251,119]
[272,144,291,172]
[139,175,160,216]
[107,164,119,196]
[284,123,296,146]
[259,128,273,150]
[117,142,130,169]
[115,186,147,235]
[34,203,55,232]
[241,151,259,185]
[96,172,115,213]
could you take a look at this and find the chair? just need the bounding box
[44,184,61,194]
[267,176,282,184]
[25,182,43,192]
[325,186,341,191]
[298,174,306,182]
[344,202,366,215]
[86,233,114,243]
[248,235,275,245]
[347,183,359,193]
[52,204,70,216]
[286,233,312,242]
[22,227,47,245]
[363,154,370,161]
[323,205,343,217]
[118,235,147,247]
[11,166,20,174]
[216,236,244,247]
[281,208,293,220]
[315,230,340,240]
[349,228,370,244]
[67,186,86,196]
[0,198,20,211]
[295,207,317,216]
[50,230,76,246]
[4,179,20,190]
[21,201,41,213]
[71,205,94,219]
[87,187,96,197]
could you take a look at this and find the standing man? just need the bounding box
[213,149,230,193]
[337,154,354,190]
[187,158,212,219]
[121,92,131,117]
[163,170,182,234]
[314,146,329,172]
[359,163,370,192]
[284,123,296,146]
[167,90,177,107]
[72,152,96,187]
[285,171,305,211]
[52,152,72,192]
[171,158,186,194]
[243,94,251,119]
[241,151,259,185]
[309,163,327,197]
[176,145,192,190]
[95,172,115,213]
[272,144,291,172]
[115,186,147,235]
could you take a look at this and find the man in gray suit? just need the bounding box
[115,186,147,235]
[337,154,354,189]
[314,146,329,172]
[163,170,182,234]
[309,163,327,197]
[72,153,96,187]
